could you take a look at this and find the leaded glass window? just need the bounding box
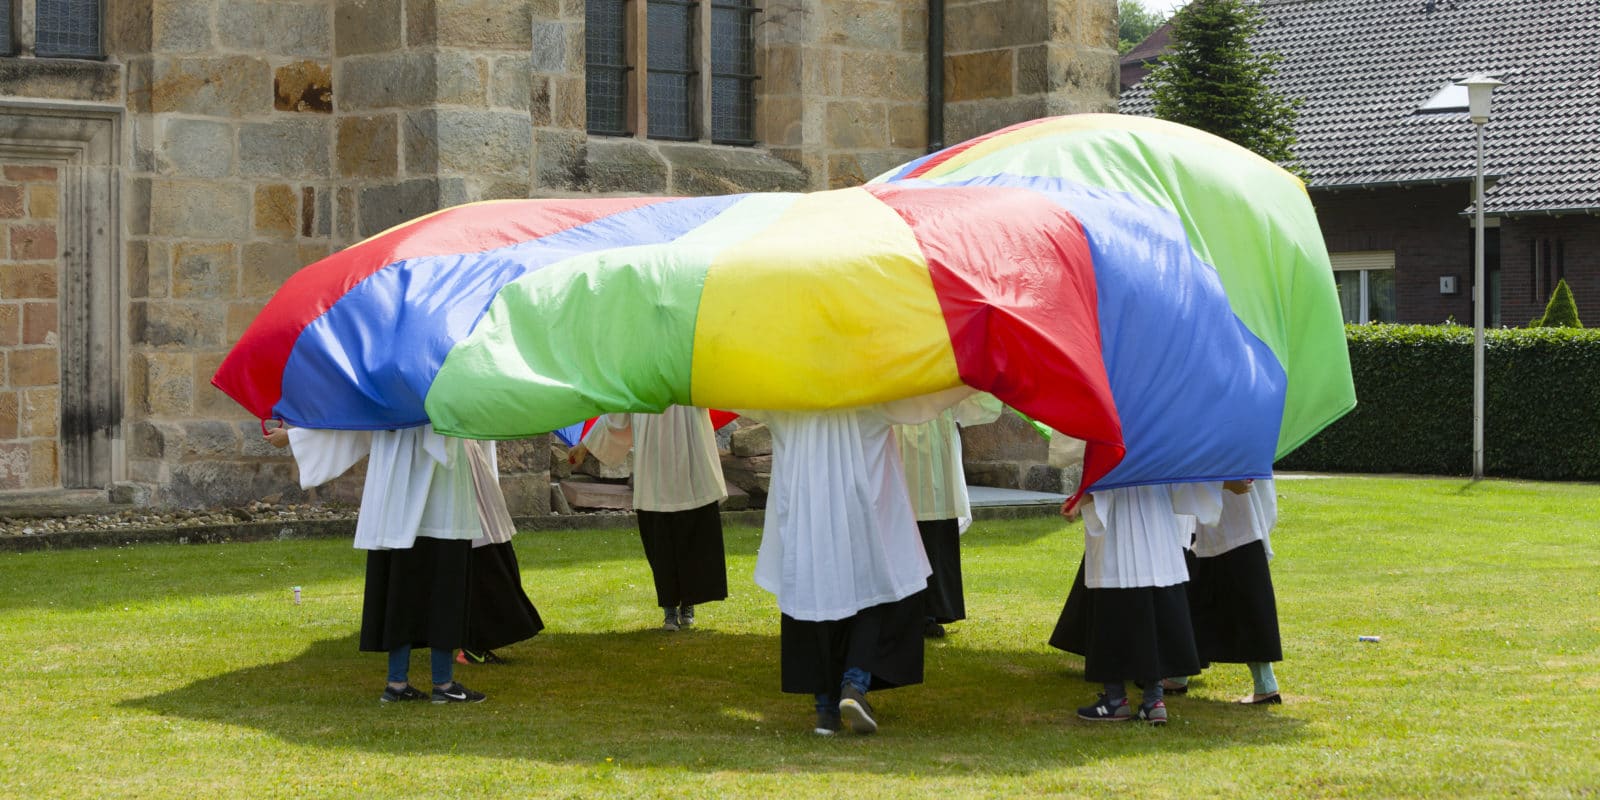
[34,0,100,58]
[709,1,758,144]
[646,0,697,140]
[1,2,13,56]
[586,0,630,136]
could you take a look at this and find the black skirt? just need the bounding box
[919,518,965,623]
[359,536,473,653]
[1185,541,1282,665]
[636,501,729,608]
[465,541,545,652]
[780,591,928,696]
[1049,559,1200,683]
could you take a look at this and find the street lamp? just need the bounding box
[1459,73,1502,481]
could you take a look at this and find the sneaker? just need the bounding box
[678,605,695,628]
[1076,694,1133,722]
[838,685,878,734]
[379,684,428,703]
[923,620,947,638]
[814,708,843,736]
[661,609,680,632]
[431,682,487,704]
[459,648,504,665]
[1137,699,1169,725]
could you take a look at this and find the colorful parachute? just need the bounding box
[212,114,1354,497]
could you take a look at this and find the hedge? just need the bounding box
[1274,324,1600,480]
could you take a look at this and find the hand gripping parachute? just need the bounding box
[212,114,1354,500]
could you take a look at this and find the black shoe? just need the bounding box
[661,608,680,632]
[460,648,504,665]
[1076,693,1133,722]
[923,620,947,638]
[678,605,695,628]
[838,685,878,734]
[431,682,487,704]
[380,684,428,703]
[814,708,842,736]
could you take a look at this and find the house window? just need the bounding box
[2,1,102,58]
[1529,237,1565,305]
[1331,251,1397,324]
[585,0,760,144]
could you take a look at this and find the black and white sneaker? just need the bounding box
[814,708,842,736]
[431,682,487,704]
[1076,694,1133,722]
[678,605,695,628]
[380,684,428,703]
[838,685,878,734]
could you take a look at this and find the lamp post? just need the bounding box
[1460,74,1502,481]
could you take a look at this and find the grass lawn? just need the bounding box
[1,477,1597,798]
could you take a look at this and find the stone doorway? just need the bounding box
[0,103,122,492]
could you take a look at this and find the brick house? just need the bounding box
[1122,0,1600,327]
[0,1,1118,508]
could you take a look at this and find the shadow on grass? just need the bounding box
[122,627,1307,775]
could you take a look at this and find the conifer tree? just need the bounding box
[1537,278,1583,328]
[1147,0,1302,172]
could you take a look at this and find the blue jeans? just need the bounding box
[814,667,873,711]
[387,646,454,686]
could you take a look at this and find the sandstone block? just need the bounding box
[254,184,298,236]
[358,179,440,238]
[26,440,57,488]
[132,300,227,348]
[144,351,196,415]
[239,118,332,179]
[336,0,404,55]
[0,391,16,438]
[0,263,59,300]
[8,347,59,387]
[822,0,899,50]
[170,242,237,299]
[552,75,585,129]
[151,180,250,239]
[8,226,58,261]
[495,435,552,472]
[336,115,399,179]
[501,473,553,516]
[963,461,1020,490]
[0,442,28,490]
[549,482,573,514]
[1024,463,1064,494]
[530,21,568,73]
[437,0,534,49]
[241,241,304,298]
[824,101,889,150]
[274,61,334,113]
[0,186,21,218]
[151,57,273,116]
[436,51,489,106]
[218,1,331,58]
[533,129,586,192]
[21,387,58,438]
[338,52,437,110]
[945,49,1014,102]
[152,0,212,53]
[585,137,668,194]
[574,449,631,480]
[0,305,17,346]
[729,423,771,457]
[179,420,241,458]
[559,479,633,510]
[888,103,927,150]
[490,55,532,111]
[227,301,261,341]
[27,183,59,219]
[661,144,809,195]
[960,412,1048,462]
[722,483,751,511]
[21,302,56,345]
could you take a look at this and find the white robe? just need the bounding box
[1082,482,1224,589]
[583,406,729,512]
[749,401,947,622]
[464,439,516,548]
[895,393,1004,525]
[1192,478,1277,559]
[287,425,482,551]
